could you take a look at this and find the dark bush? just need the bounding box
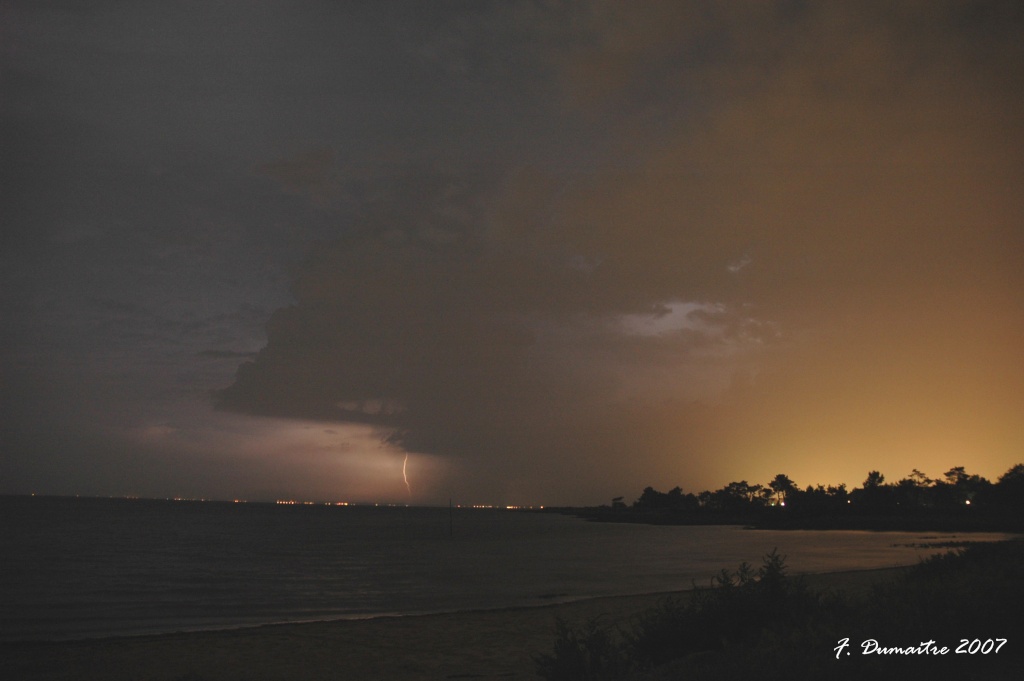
[536,541,1024,680]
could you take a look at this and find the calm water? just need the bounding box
[0,496,1013,641]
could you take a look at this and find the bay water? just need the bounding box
[0,496,1011,641]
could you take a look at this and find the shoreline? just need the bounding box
[550,506,1024,533]
[4,565,910,681]
[3,564,913,646]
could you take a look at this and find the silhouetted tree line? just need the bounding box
[592,463,1024,530]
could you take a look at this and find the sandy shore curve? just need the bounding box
[3,567,905,681]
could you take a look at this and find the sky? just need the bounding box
[3,1,1023,506]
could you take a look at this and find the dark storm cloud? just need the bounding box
[216,1,1024,498]
[5,1,1023,503]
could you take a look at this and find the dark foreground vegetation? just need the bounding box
[565,463,1024,531]
[536,540,1024,680]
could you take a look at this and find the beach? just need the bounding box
[4,567,904,681]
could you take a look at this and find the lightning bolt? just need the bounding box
[402,453,411,498]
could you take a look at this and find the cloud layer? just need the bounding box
[5,1,1022,504]
[217,2,1024,501]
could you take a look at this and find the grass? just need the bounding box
[535,540,1024,680]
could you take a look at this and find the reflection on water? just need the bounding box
[0,496,1014,640]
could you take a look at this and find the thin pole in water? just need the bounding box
[449,498,453,537]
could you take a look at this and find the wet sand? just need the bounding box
[4,566,906,681]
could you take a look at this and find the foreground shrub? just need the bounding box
[534,617,629,681]
[536,541,1024,680]
[536,549,808,679]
